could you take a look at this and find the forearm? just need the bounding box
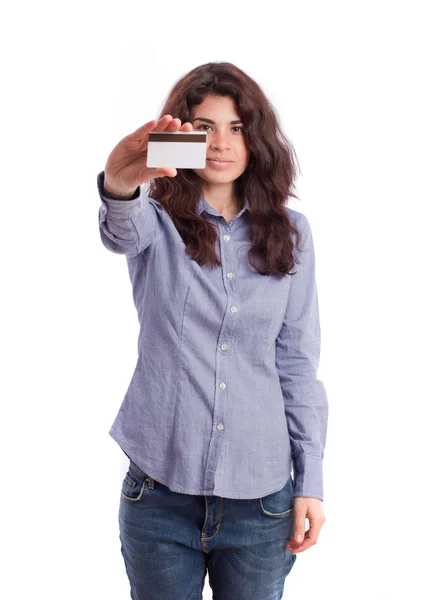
[97,170,157,257]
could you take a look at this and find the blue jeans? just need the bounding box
[118,458,297,599]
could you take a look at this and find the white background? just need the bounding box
[2,1,434,598]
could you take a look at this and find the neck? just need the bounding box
[202,193,242,214]
[201,181,241,209]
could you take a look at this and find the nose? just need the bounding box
[210,130,231,151]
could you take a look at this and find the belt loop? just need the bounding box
[146,475,155,489]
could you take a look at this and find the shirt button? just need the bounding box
[223,234,230,241]
[221,343,228,351]
[226,272,234,279]
[219,382,227,390]
[230,306,238,313]
[217,423,225,431]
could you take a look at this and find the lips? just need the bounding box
[207,158,232,162]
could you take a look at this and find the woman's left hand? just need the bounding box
[286,497,326,554]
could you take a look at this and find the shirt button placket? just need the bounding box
[216,226,236,445]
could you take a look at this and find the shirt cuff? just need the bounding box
[292,454,324,501]
[97,170,140,200]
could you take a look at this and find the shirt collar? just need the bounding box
[195,195,250,217]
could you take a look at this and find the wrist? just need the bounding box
[103,176,138,199]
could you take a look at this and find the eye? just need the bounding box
[196,124,244,133]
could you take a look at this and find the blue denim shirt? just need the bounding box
[97,171,328,500]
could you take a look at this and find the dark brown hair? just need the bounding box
[147,62,304,277]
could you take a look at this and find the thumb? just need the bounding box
[140,167,177,183]
[292,512,306,544]
[155,167,177,177]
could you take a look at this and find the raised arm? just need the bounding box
[97,115,192,257]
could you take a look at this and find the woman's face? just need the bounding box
[190,95,250,191]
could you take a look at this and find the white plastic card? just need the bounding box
[146,131,207,168]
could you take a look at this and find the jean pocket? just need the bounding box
[257,475,294,518]
[120,460,149,503]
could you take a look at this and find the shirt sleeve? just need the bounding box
[275,211,329,501]
[97,170,160,257]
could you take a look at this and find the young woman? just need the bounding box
[97,61,328,600]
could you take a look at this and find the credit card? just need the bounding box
[146,131,207,168]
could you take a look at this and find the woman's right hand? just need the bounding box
[103,115,193,197]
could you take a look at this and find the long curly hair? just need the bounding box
[147,62,304,278]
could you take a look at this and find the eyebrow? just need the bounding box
[192,117,243,125]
